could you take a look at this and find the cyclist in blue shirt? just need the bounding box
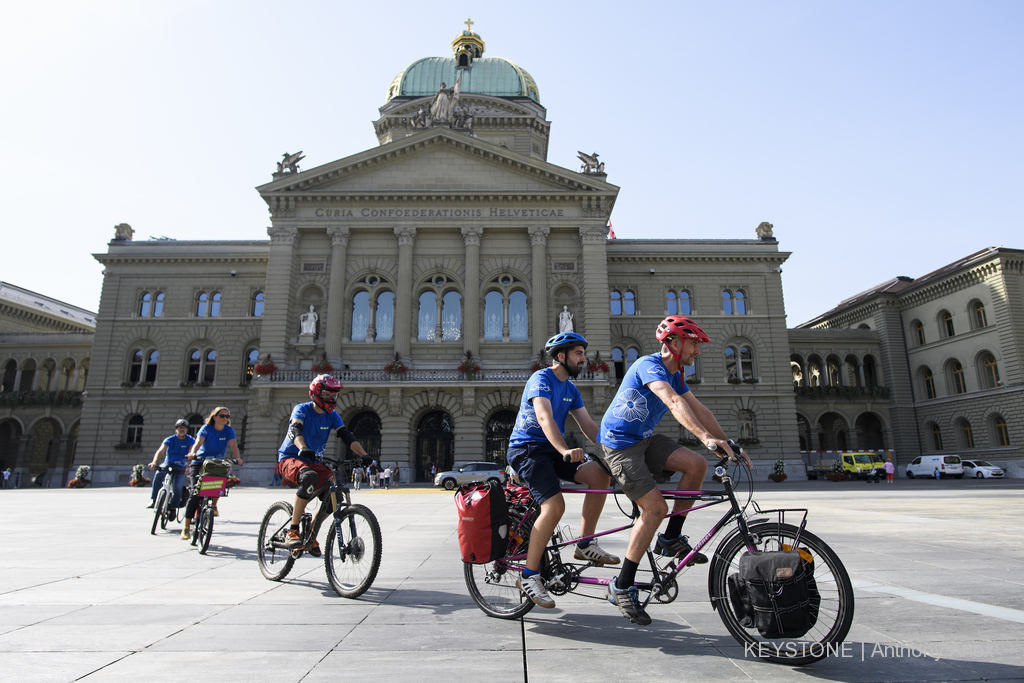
[146,419,194,510]
[182,406,242,540]
[596,316,747,625]
[508,332,618,610]
[277,374,368,555]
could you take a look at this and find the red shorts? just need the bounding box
[276,458,332,496]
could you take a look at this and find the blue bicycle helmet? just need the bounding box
[544,332,588,362]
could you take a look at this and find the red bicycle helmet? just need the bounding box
[310,374,342,413]
[657,316,709,367]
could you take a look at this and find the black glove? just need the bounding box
[299,448,316,461]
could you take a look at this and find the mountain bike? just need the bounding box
[257,456,382,598]
[464,447,854,665]
[150,464,186,535]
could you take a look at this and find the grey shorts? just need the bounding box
[596,434,681,501]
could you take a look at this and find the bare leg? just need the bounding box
[663,447,708,516]
[291,496,309,527]
[526,493,564,571]
[573,461,610,537]
[624,486,668,563]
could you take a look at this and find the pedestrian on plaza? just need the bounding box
[2,468,9,488]
[14,472,21,488]
[272,467,283,486]
[430,463,437,480]
[368,461,379,488]
[392,463,399,488]
[353,466,364,490]
[378,466,387,489]
[883,459,895,484]
[383,465,392,490]
[934,466,941,480]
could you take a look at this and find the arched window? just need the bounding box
[735,290,747,315]
[971,301,987,329]
[128,347,158,384]
[740,346,754,379]
[623,291,635,315]
[140,292,151,317]
[349,411,382,460]
[125,415,144,444]
[612,347,624,382]
[959,420,975,449]
[484,291,503,340]
[666,291,677,315]
[442,291,462,341]
[186,414,204,438]
[252,292,264,317]
[931,424,943,451]
[724,347,736,380]
[679,290,691,315]
[209,292,221,317]
[992,415,1010,447]
[204,350,216,383]
[153,292,164,317]
[508,291,527,340]
[351,291,370,341]
[981,353,1000,389]
[417,291,437,340]
[187,350,201,382]
[863,355,879,386]
[485,410,517,466]
[791,358,804,387]
[196,292,208,317]
[921,367,936,400]
[129,350,144,383]
[950,361,966,394]
[913,320,925,346]
[625,347,639,369]
[722,290,732,315]
[940,310,955,338]
[2,359,16,393]
[18,359,35,391]
[725,343,755,381]
[807,357,822,387]
[376,292,394,341]
[738,410,756,439]
[185,347,216,384]
[244,348,259,383]
[610,290,622,315]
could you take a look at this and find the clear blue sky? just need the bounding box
[2,1,1021,326]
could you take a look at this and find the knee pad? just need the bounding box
[296,468,319,500]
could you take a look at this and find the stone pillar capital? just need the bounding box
[461,227,483,247]
[394,226,417,247]
[578,226,607,245]
[267,226,299,246]
[327,226,351,247]
[527,226,550,246]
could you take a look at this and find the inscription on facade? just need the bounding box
[312,207,567,219]
[303,263,325,272]
[552,261,576,272]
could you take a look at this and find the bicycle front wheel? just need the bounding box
[197,505,214,555]
[464,510,535,619]
[257,501,295,581]
[151,489,167,535]
[709,522,854,665]
[324,504,382,598]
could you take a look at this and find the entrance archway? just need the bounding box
[485,410,516,468]
[856,412,885,450]
[348,411,382,461]
[415,411,454,482]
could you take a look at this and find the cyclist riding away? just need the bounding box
[508,332,618,609]
[147,418,194,510]
[182,406,243,540]
[276,374,368,556]
[596,316,748,625]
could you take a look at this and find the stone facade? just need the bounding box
[799,248,1024,476]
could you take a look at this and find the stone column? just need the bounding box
[858,362,867,388]
[461,228,482,356]
[528,226,549,352]
[578,226,612,358]
[262,226,299,366]
[325,227,351,364]
[394,227,417,361]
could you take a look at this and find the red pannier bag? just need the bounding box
[456,480,509,563]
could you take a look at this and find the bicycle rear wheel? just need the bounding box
[324,504,382,598]
[257,501,296,581]
[197,505,214,554]
[151,489,167,535]
[709,522,854,665]
[464,509,535,619]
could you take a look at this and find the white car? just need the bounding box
[961,459,1005,479]
[433,462,507,490]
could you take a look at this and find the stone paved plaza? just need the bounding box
[1,478,1023,682]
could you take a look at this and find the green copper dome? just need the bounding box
[385,56,541,105]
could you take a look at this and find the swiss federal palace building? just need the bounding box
[2,28,1022,486]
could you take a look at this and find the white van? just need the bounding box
[906,455,964,479]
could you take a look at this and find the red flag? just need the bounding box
[608,221,616,239]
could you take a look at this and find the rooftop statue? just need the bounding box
[277,151,305,174]
[411,107,427,128]
[113,223,134,241]
[756,222,775,240]
[430,71,462,122]
[578,151,605,174]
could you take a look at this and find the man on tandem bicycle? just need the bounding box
[276,374,368,556]
[595,316,748,625]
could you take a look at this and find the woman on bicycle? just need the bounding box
[181,406,242,540]
[277,374,368,555]
[147,418,194,511]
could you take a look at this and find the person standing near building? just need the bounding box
[508,332,618,610]
[884,458,895,484]
[2,468,9,488]
[383,464,392,490]
[147,419,194,511]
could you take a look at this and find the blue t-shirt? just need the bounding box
[598,354,690,449]
[508,368,584,448]
[194,424,236,460]
[278,402,345,463]
[161,434,195,467]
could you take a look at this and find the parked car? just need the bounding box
[433,462,507,490]
[961,459,1005,479]
[906,454,964,479]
